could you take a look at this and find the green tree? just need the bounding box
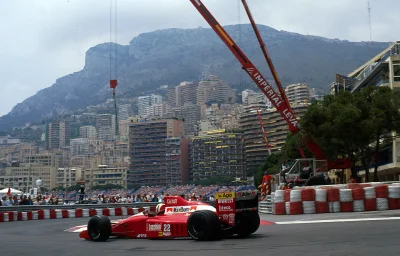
[356,86,400,181]
[301,91,365,177]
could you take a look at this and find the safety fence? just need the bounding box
[268,182,400,215]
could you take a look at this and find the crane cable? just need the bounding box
[109,0,119,140]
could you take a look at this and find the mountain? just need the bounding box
[0,24,390,131]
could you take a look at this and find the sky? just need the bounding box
[0,0,399,117]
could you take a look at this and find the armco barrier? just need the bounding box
[0,201,218,223]
[0,206,151,223]
[0,202,159,213]
[271,183,400,215]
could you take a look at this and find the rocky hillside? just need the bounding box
[0,24,389,131]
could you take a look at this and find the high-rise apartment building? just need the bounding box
[70,138,89,156]
[128,119,184,187]
[239,103,309,173]
[189,130,245,181]
[96,114,116,141]
[118,104,131,121]
[138,94,163,117]
[285,83,310,104]
[172,104,201,136]
[242,89,262,105]
[145,103,169,118]
[46,121,70,149]
[167,82,198,108]
[165,137,189,185]
[197,75,236,105]
[79,126,97,139]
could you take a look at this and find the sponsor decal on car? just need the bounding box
[165,206,197,213]
[229,213,235,224]
[146,223,162,232]
[215,192,235,199]
[218,199,234,204]
[166,199,178,204]
[137,234,147,238]
[218,205,232,212]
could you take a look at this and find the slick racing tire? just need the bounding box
[187,210,222,241]
[87,215,112,242]
[235,211,260,237]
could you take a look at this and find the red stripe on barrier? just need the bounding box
[284,190,291,202]
[315,201,329,213]
[289,202,303,215]
[50,210,56,219]
[115,207,122,216]
[352,188,365,200]
[75,209,83,218]
[0,212,4,222]
[8,212,14,222]
[364,198,377,211]
[274,202,285,215]
[138,207,144,213]
[301,189,316,201]
[375,185,389,198]
[89,209,96,217]
[127,208,134,215]
[340,201,353,212]
[27,211,33,220]
[388,198,400,210]
[62,210,69,218]
[103,208,110,216]
[38,210,44,219]
[17,212,22,221]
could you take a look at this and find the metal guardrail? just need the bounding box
[259,193,273,214]
[0,202,159,212]
[0,201,218,212]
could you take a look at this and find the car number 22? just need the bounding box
[163,224,171,236]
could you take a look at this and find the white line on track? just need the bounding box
[275,216,400,225]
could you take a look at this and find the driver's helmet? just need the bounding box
[156,203,165,213]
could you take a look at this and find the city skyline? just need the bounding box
[1,0,399,116]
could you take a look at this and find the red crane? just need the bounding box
[189,0,351,169]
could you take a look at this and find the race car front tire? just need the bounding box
[87,215,112,242]
[187,210,221,241]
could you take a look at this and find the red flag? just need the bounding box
[7,187,11,197]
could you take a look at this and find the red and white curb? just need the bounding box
[0,207,150,223]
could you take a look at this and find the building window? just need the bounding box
[393,62,400,82]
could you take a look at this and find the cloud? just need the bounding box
[0,0,399,116]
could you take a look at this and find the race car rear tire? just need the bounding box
[187,210,221,241]
[87,215,111,242]
[235,211,260,237]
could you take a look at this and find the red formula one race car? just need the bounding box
[79,191,260,241]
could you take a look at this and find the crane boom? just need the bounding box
[190,0,299,134]
[240,0,291,110]
[190,0,352,169]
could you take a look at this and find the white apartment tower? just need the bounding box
[138,94,163,117]
[80,126,97,139]
[197,75,236,105]
[285,83,310,104]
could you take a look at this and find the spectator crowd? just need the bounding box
[0,184,256,206]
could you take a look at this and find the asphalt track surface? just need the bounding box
[1,211,400,256]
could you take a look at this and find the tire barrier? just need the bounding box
[271,183,400,215]
[0,206,150,223]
